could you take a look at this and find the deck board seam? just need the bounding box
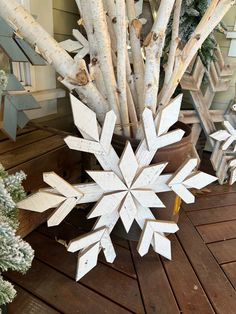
[4,275,64,313]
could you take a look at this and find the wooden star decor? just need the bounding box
[18,93,217,281]
[0,74,40,140]
[228,159,236,185]
[210,121,236,152]
[227,19,236,57]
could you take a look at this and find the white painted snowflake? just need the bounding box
[18,93,217,281]
[211,121,236,152]
[228,159,236,185]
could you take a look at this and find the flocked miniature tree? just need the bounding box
[0,164,34,308]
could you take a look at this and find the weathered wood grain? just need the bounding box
[177,213,236,314]
[197,220,236,243]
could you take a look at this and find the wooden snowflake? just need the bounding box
[18,93,217,281]
[210,121,236,152]
[228,159,236,185]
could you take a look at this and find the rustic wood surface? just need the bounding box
[0,127,81,237]
[5,156,236,314]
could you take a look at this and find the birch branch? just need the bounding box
[0,0,109,123]
[143,0,175,113]
[88,0,121,127]
[126,0,145,117]
[158,0,236,109]
[104,0,138,117]
[77,0,107,100]
[127,83,139,137]
[163,0,182,89]
[116,0,130,137]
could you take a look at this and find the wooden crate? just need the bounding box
[0,126,81,237]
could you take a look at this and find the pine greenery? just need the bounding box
[0,164,34,308]
[165,0,222,67]
[0,164,26,229]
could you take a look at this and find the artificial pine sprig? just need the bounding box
[0,164,26,229]
[0,222,34,274]
[0,164,34,307]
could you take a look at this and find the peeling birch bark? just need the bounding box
[116,0,130,137]
[104,0,138,120]
[126,0,145,116]
[158,0,236,109]
[0,0,109,123]
[88,0,121,127]
[144,0,175,113]
[163,0,182,90]
[78,0,108,101]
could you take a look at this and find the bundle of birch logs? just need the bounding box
[0,0,235,139]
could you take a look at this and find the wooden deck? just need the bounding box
[5,182,236,313]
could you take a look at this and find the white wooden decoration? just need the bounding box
[17,94,217,281]
[137,220,179,259]
[227,19,236,57]
[59,29,89,59]
[168,159,217,203]
[210,121,236,152]
[229,159,236,185]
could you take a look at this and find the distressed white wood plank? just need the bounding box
[210,142,223,170]
[171,183,195,204]
[137,221,153,256]
[149,220,179,234]
[142,108,157,150]
[17,192,65,212]
[87,191,126,218]
[168,158,198,185]
[222,136,235,150]
[119,193,137,232]
[149,174,172,193]
[100,110,116,153]
[131,190,165,208]
[183,172,217,189]
[100,230,116,263]
[228,40,236,57]
[93,210,120,232]
[154,232,171,260]
[59,39,82,53]
[137,219,178,257]
[135,129,185,167]
[68,227,106,253]
[47,197,77,227]
[43,172,82,198]
[229,167,236,185]
[86,171,127,191]
[73,183,103,204]
[119,142,138,187]
[73,29,89,47]
[75,242,100,281]
[227,20,236,57]
[135,201,155,229]
[224,120,236,135]
[65,136,104,155]
[95,146,122,176]
[132,162,167,188]
[70,93,99,141]
[210,130,231,141]
[156,94,182,136]
[227,32,236,39]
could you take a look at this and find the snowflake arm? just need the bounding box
[229,159,236,185]
[210,120,236,152]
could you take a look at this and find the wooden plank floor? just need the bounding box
[6,183,236,313]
